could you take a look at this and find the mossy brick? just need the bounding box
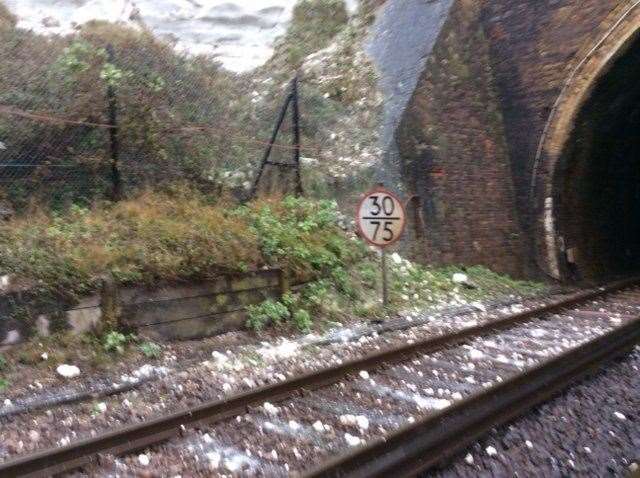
[0,270,300,344]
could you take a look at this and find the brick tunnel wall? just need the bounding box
[397,0,623,278]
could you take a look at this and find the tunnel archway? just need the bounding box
[533,4,640,281]
[555,42,640,280]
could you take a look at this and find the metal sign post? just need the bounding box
[381,248,389,307]
[356,184,407,308]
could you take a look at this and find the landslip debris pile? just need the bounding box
[0,279,554,467]
[36,288,638,475]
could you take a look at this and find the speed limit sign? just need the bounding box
[357,186,406,248]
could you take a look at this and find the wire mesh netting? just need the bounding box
[0,7,383,214]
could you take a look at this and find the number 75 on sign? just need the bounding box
[356,187,407,248]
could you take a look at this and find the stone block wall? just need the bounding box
[120,270,284,341]
[0,270,286,347]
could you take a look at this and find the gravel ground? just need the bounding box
[75,291,638,477]
[428,345,640,478]
[1,292,566,462]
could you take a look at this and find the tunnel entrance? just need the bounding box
[553,33,640,281]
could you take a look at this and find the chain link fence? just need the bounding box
[0,10,382,214]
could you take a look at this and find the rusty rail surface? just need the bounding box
[0,277,637,478]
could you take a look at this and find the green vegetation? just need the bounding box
[0,18,251,209]
[0,190,364,300]
[238,196,364,279]
[0,189,255,298]
[139,341,162,359]
[292,309,313,331]
[247,299,291,331]
[246,251,545,332]
[102,331,132,354]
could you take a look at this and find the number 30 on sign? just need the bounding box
[356,187,406,248]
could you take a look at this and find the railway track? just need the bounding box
[2,278,640,477]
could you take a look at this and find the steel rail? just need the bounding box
[0,277,637,478]
[305,305,640,477]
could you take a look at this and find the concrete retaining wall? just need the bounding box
[0,269,286,346]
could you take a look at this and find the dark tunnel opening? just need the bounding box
[554,34,640,281]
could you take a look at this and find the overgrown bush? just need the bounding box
[247,299,291,331]
[238,196,366,281]
[247,291,315,332]
[0,190,365,302]
[0,16,255,210]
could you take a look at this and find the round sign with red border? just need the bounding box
[356,187,406,248]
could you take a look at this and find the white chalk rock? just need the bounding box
[340,415,357,426]
[344,433,362,447]
[138,454,150,466]
[211,351,228,365]
[356,415,369,431]
[288,420,301,431]
[312,420,326,432]
[452,273,469,284]
[262,402,279,416]
[485,446,498,457]
[56,364,80,378]
[206,451,221,469]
